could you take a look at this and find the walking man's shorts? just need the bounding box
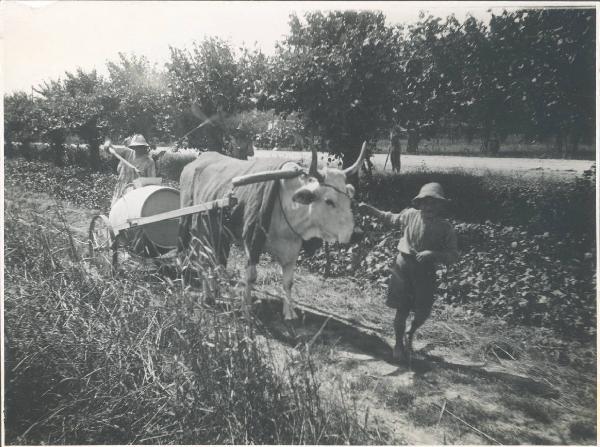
[386,253,436,313]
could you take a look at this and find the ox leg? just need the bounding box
[281,262,298,320]
[243,263,257,317]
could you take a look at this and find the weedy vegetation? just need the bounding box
[4,195,380,444]
[4,156,596,444]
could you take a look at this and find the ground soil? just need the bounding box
[6,183,596,445]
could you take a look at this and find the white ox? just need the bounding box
[179,143,367,319]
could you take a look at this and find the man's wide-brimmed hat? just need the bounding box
[128,134,149,148]
[412,182,450,205]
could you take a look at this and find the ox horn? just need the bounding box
[343,141,368,176]
[309,146,325,182]
[232,169,303,187]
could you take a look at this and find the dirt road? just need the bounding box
[254,149,595,179]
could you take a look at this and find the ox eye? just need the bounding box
[325,198,336,208]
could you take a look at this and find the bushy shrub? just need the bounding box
[156,148,199,181]
[9,141,116,171]
[359,166,596,238]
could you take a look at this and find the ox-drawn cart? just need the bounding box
[88,178,237,270]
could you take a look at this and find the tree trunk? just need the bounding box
[489,133,500,154]
[481,126,500,154]
[5,138,14,158]
[466,127,474,144]
[22,139,33,160]
[52,141,65,166]
[553,130,564,155]
[406,129,419,154]
[89,141,101,170]
[565,128,580,157]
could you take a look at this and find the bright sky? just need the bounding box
[0,1,580,94]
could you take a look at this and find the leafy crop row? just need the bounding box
[300,167,596,340]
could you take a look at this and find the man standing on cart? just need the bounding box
[104,134,156,206]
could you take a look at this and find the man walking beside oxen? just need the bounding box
[359,182,459,363]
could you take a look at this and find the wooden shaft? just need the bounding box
[109,147,141,173]
[112,195,237,233]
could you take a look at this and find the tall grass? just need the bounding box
[4,202,380,444]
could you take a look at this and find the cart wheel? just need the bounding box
[88,214,116,271]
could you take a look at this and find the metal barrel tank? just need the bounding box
[109,185,180,256]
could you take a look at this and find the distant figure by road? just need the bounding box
[390,126,401,173]
[362,140,375,176]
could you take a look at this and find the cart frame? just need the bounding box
[88,193,237,271]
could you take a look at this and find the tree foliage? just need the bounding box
[4,8,595,164]
[166,37,265,151]
[106,53,171,144]
[272,11,403,164]
[4,92,39,157]
[36,80,71,165]
[491,9,596,154]
[61,69,113,167]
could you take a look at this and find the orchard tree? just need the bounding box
[272,11,403,166]
[4,91,39,158]
[393,14,462,153]
[237,46,273,111]
[443,14,525,154]
[494,9,595,156]
[106,53,171,144]
[36,80,71,165]
[61,69,113,168]
[167,37,260,151]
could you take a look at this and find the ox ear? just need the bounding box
[346,184,356,199]
[292,187,317,205]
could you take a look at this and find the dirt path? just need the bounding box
[7,185,596,445]
[254,149,595,179]
[229,250,597,445]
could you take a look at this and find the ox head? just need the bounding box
[288,142,367,243]
[231,142,367,244]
